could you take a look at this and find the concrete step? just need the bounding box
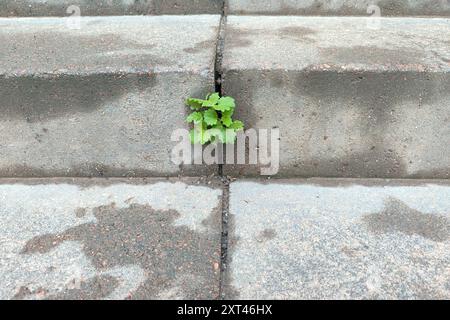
[0,15,220,177]
[0,177,222,299]
[226,178,450,299]
[5,0,449,17]
[1,0,223,16]
[226,0,450,16]
[222,16,450,179]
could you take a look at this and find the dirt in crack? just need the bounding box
[20,204,220,300]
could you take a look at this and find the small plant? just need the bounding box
[185,93,244,145]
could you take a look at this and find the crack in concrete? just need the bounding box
[213,2,233,300]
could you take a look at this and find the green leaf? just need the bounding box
[206,122,240,144]
[214,96,235,112]
[213,126,237,144]
[203,109,218,126]
[213,104,229,112]
[190,127,211,145]
[221,110,234,127]
[229,120,244,131]
[186,98,205,110]
[186,112,203,124]
[202,93,220,107]
[208,92,220,103]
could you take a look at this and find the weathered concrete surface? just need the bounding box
[222,16,450,178]
[226,179,450,299]
[1,0,223,16]
[0,178,222,300]
[226,0,450,16]
[0,16,220,177]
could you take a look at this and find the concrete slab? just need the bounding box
[0,178,222,300]
[1,0,223,16]
[226,179,450,299]
[0,16,220,177]
[226,0,450,16]
[222,16,450,178]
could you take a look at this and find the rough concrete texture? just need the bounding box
[226,0,450,16]
[227,179,450,299]
[222,16,450,178]
[0,178,222,300]
[0,0,223,16]
[0,16,220,177]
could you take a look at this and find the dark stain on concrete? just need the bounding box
[13,286,48,300]
[256,228,277,242]
[278,26,316,43]
[222,68,450,179]
[226,27,256,48]
[363,197,450,242]
[409,167,450,180]
[227,25,317,48]
[289,71,449,179]
[230,0,450,16]
[0,0,223,16]
[144,0,223,15]
[375,0,409,16]
[341,246,365,258]
[75,208,87,218]
[221,69,260,177]
[0,31,170,69]
[374,0,450,16]
[21,204,220,299]
[0,160,217,179]
[47,275,119,300]
[184,40,211,54]
[0,73,156,122]
[13,275,126,300]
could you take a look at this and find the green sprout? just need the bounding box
[185,93,244,145]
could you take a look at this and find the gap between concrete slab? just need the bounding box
[213,2,232,299]
[218,178,230,299]
[215,13,227,178]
